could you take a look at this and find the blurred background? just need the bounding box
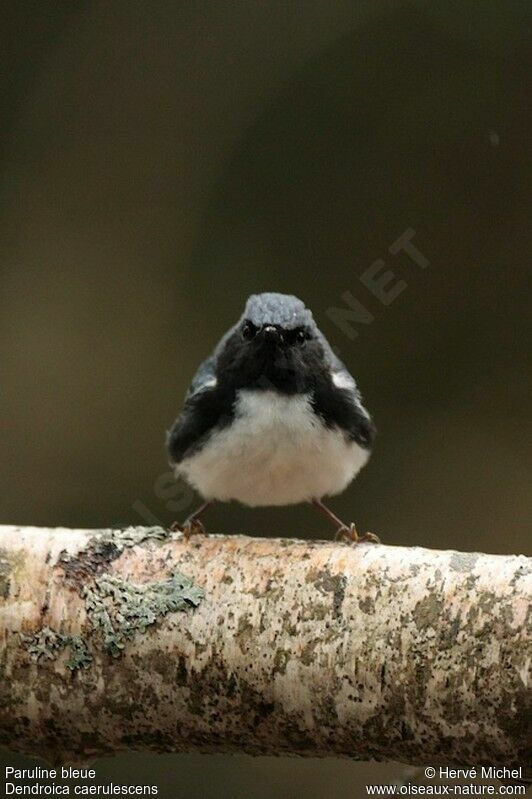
[1,1,530,796]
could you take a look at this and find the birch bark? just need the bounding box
[0,525,529,767]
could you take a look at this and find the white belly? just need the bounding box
[177,390,370,507]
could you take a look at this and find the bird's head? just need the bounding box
[240,293,315,350]
[217,293,326,393]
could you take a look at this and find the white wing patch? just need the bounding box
[332,370,371,420]
[332,371,356,391]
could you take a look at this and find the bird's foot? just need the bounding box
[170,518,207,540]
[335,523,380,545]
[169,500,212,540]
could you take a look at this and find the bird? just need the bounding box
[166,292,378,543]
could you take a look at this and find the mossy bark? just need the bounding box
[0,525,530,767]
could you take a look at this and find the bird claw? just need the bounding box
[335,523,380,545]
[170,518,207,540]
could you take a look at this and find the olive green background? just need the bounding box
[1,1,530,796]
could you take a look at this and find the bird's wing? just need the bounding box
[312,374,376,449]
[185,354,217,400]
[184,320,241,400]
[314,331,376,449]
[318,334,357,391]
[167,347,233,466]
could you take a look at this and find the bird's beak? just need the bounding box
[261,325,282,345]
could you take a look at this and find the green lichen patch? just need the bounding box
[63,635,93,670]
[21,626,62,662]
[112,526,171,548]
[449,552,479,573]
[21,626,92,671]
[82,571,204,658]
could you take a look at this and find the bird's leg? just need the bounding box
[311,499,380,544]
[170,500,212,540]
[311,498,346,529]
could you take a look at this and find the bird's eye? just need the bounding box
[295,329,308,344]
[241,321,257,340]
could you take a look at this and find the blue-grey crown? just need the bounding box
[244,293,314,329]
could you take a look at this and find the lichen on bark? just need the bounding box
[82,571,205,658]
[22,626,92,671]
[27,526,206,666]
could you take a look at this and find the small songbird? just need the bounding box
[166,293,378,542]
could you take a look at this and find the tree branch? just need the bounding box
[0,524,530,767]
